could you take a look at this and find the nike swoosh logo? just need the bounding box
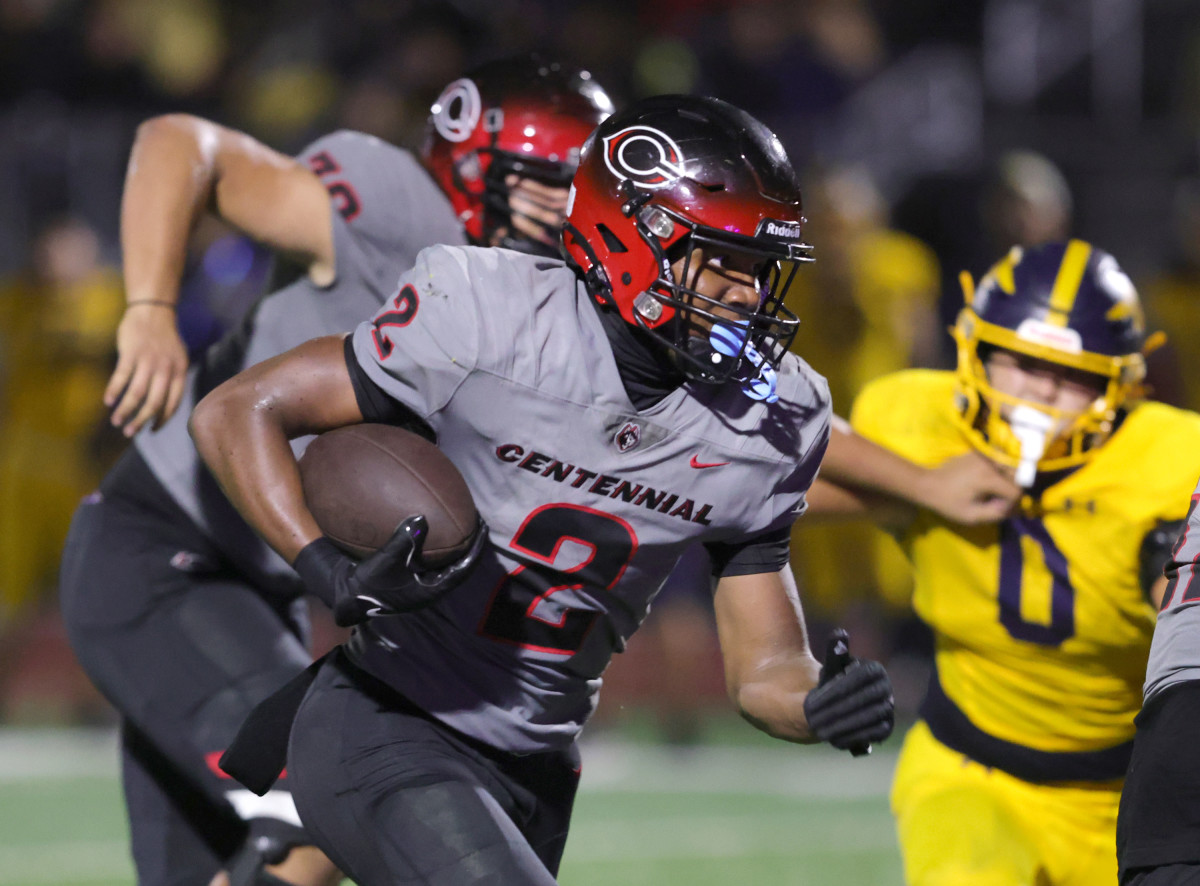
[689,454,730,469]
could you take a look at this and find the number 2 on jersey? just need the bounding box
[997,517,1075,646]
[479,504,637,655]
[370,284,419,359]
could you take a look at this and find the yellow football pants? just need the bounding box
[891,721,1122,886]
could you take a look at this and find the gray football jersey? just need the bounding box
[134,131,465,592]
[346,244,831,752]
[1143,478,1200,703]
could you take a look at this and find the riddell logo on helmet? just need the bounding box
[1015,319,1083,354]
[603,125,686,189]
[431,78,482,143]
[757,219,801,240]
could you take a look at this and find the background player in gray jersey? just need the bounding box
[189,94,1012,886]
[59,55,613,886]
[1118,477,1200,884]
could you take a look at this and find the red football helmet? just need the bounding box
[563,95,812,388]
[421,55,613,256]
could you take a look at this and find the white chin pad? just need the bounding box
[1008,405,1055,488]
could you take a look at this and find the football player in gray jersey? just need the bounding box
[190,94,1014,886]
[59,56,613,886]
[1119,477,1200,884]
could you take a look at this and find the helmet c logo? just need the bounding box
[431,78,482,143]
[603,125,686,189]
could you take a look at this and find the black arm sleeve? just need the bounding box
[342,335,435,441]
[1141,519,1188,601]
[705,525,792,578]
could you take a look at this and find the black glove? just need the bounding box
[803,628,895,755]
[293,514,487,627]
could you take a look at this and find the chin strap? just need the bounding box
[709,323,779,403]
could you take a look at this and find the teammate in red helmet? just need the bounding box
[62,55,612,886]
[423,56,612,255]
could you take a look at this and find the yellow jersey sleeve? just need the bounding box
[850,370,973,468]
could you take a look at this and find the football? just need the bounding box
[298,423,478,566]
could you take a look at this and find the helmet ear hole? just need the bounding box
[597,224,628,254]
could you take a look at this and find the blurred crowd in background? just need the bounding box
[3,0,1200,740]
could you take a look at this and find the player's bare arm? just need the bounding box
[109,114,335,436]
[713,566,895,751]
[814,415,1019,526]
[191,333,476,624]
[802,477,896,522]
[190,334,361,563]
[1151,574,1171,609]
[804,449,1019,532]
[713,567,823,742]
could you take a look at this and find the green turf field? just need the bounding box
[0,727,904,886]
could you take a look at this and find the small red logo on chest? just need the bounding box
[689,454,729,469]
[615,422,641,452]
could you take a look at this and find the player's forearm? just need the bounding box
[123,114,335,289]
[731,660,822,743]
[191,336,364,562]
[715,569,822,741]
[802,478,914,527]
[120,115,218,307]
[190,381,324,564]
[821,416,937,509]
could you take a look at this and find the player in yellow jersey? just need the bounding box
[809,239,1200,885]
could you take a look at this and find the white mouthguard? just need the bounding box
[1008,405,1055,488]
